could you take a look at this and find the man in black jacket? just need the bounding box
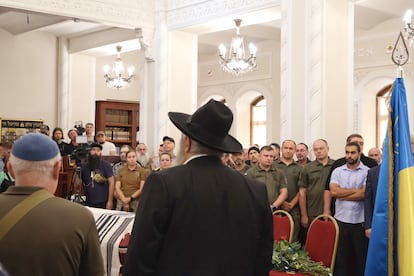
[123,99,273,276]
[364,164,380,238]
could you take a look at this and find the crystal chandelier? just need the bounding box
[218,19,257,76]
[103,46,134,89]
[403,9,414,48]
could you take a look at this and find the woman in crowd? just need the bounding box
[159,152,172,170]
[115,150,149,212]
[52,127,68,155]
[153,152,173,171]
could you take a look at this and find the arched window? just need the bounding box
[250,95,266,147]
[376,84,392,147]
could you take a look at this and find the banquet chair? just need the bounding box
[304,214,339,271]
[273,210,294,242]
[269,214,339,276]
[118,232,131,274]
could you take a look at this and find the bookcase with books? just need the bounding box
[95,100,140,149]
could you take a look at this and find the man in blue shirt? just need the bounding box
[81,142,115,209]
[330,141,369,276]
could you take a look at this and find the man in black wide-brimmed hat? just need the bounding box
[123,99,273,275]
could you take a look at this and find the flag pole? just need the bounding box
[391,32,409,78]
[365,26,413,276]
[397,66,404,78]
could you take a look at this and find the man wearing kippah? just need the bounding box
[0,133,104,276]
[123,100,273,275]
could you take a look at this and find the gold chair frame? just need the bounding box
[273,209,294,243]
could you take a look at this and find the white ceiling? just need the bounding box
[0,0,412,56]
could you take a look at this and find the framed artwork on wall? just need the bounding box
[0,118,44,143]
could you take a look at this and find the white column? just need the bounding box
[152,1,170,153]
[148,0,198,153]
[57,37,70,131]
[322,0,354,157]
[280,0,354,157]
[280,0,307,142]
[139,55,156,151]
[167,30,198,141]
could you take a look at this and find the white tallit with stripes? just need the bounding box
[88,207,135,276]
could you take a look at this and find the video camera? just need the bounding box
[71,121,90,164]
[74,121,85,136]
[71,145,90,163]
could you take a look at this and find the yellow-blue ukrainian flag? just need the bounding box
[365,78,414,276]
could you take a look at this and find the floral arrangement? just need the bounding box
[272,240,331,276]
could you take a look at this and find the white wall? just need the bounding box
[69,54,96,130]
[198,40,280,148]
[167,30,198,144]
[355,18,414,153]
[95,50,143,102]
[67,49,143,135]
[0,27,144,138]
[0,29,58,126]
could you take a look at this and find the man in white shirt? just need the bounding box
[95,131,116,156]
[85,122,95,143]
[330,141,369,276]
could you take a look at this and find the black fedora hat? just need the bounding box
[168,99,242,153]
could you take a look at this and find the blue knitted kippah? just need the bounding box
[12,133,59,161]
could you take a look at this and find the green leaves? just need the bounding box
[272,240,331,276]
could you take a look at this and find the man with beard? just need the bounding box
[136,142,152,169]
[246,146,260,167]
[95,131,117,156]
[231,150,250,174]
[330,141,369,276]
[324,134,377,216]
[81,142,115,209]
[270,142,280,161]
[296,142,311,167]
[123,99,273,275]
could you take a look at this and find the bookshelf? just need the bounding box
[95,101,140,149]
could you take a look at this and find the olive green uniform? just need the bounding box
[299,158,335,221]
[246,164,288,205]
[235,164,250,175]
[116,165,149,211]
[273,159,303,241]
[0,186,104,276]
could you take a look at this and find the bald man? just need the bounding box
[367,147,382,164]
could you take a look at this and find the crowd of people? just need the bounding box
[0,122,177,211]
[221,133,414,276]
[1,101,414,275]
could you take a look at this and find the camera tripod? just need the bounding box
[68,166,86,205]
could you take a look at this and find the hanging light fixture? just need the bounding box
[103,45,134,89]
[218,19,257,76]
[403,9,414,48]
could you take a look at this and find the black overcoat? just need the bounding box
[123,155,273,276]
